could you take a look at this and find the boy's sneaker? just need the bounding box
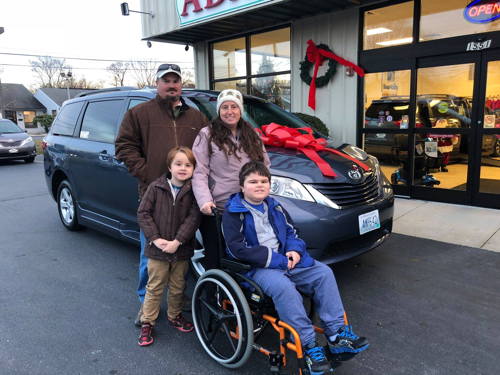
[304,345,334,375]
[328,325,369,354]
[138,323,154,346]
[168,313,194,333]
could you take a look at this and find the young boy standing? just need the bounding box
[136,146,201,346]
[222,161,369,375]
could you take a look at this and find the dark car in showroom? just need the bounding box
[0,119,37,163]
[43,88,394,273]
[364,94,497,162]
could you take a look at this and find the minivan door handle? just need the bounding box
[98,150,111,161]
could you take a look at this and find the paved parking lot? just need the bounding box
[1,158,499,375]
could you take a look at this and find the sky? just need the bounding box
[0,0,194,90]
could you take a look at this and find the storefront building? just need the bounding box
[140,0,500,208]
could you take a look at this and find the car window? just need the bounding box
[0,119,22,133]
[79,100,124,144]
[128,98,147,110]
[51,101,84,136]
[243,99,310,129]
[188,96,218,120]
[366,102,410,121]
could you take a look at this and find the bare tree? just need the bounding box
[30,56,70,88]
[130,60,156,88]
[107,62,130,87]
[70,77,104,90]
[182,69,196,88]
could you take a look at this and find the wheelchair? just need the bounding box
[191,211,358,374]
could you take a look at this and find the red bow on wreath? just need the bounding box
[257,123,370,178]
[305,40,365,110]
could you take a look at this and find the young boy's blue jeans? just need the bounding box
[138,230,148,303]
[251,260,345,346]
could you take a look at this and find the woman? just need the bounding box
[192,89,270,270]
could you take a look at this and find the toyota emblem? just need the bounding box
[348,166,362,180]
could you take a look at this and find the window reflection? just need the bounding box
[251,74,290,111]
[213,38,246,79]
[214,80,247,93]
[363,133,408,186]
[364,70,411,129]
[480,134,500,194]
[363,2,414,50]
[416,64,474,129]
[413,134,468,189]
[420,0,500,42]
[251,28,290,75]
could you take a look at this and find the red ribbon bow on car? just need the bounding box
[305,40,365,110]
[257,123,370,178]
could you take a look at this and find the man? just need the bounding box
[115,63,208,325]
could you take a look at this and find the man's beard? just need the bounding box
[165,94,180,103]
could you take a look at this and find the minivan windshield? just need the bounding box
[188,95,326,138]
[0,120,22,133]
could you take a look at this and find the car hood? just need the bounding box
[0,132,28,141]
[267,145,376,184]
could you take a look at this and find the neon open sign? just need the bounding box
[464,0,500,23]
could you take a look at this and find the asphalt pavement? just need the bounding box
[0,157,499,375]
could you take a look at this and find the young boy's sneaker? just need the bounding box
[328,325,369,354]
[138,323,154,346]
[168,313,194,333]
[304,344,334,375]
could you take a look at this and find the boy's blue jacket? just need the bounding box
[222,192,314,271]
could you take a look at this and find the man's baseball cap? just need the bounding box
[156,63,182,80]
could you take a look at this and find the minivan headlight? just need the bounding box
[270,176,314,202]
[20,136,34,146]
[341,145,368,161]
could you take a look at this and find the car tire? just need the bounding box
[57,180,82,231]
[24,156,35,163]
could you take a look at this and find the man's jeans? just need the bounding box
[138,230,148,303]
[251,260,345,346]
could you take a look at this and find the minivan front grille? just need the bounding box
[308,173,380,208]
[0,140,22,147]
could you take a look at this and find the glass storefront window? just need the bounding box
[413,133,469,189]
[213,79,247,92]
[250,73,290,111]
[363,1,414,50]
[416,64,475,129]
[420,0,500,42]
[250,28,290,75]
[213,38,246,79]
[364,70,411,129]
[363,133,409,186]
[485,60,500,129]
[480,134,500,194]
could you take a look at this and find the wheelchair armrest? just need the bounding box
[220,258,252,273]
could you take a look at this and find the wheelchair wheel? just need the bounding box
[192,269,254,368]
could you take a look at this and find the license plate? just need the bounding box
[9,148,19,153]
[375,133,386,138]
[358,210,381,235]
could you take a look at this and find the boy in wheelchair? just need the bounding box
[222,161,369,375]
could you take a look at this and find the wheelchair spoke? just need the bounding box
[221,322,237,351]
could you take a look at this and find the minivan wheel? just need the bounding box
[57,180,81,231]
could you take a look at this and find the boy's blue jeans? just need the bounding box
[251,260,345,346]
[138,230,148,303]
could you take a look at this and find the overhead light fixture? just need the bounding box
[366,27,392,36]
[120,2,154,18]
[376,37,413,46]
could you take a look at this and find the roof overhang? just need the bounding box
[145,0,377,44]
